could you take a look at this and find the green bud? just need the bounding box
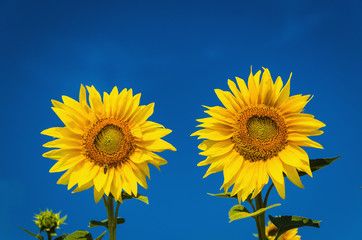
[33,209,66,234]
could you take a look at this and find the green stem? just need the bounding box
[46,231,52,240]
[255,193,266,240]
[105,195,116,240]
[115,201,121,219]
[248,199,261,238]
[255,216,262,240]
[263,183,274,208]
[248,199,256,213]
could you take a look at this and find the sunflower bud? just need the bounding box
[33,209,66,234]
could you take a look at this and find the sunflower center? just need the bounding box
[247,116,278,142]
[83,118,135,168]
[232,106,287,162]
[94,125,124,155]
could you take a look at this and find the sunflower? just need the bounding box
[42,85,176,203]
[191,67,324,202]
[265,221,301,240]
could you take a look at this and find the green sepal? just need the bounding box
[229,204,281,222]
[121,192,149,204]
[19,226,43,240]
[252,233,258,238]
[89,218,125,228]
[94,231,106,240]
[54,234,69,240]
[63,230,93,240]
[299,156,341,177]
[268,215,321,239]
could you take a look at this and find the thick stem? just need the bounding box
[249,199,261,238]
[105,195,117,240]
[255,216,262,240]
[46,231,52,240]
[255,193,266,240]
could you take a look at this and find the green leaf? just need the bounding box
[94,231,106,240]
[89,220,108,228]
[121,192,149,204]
[116,217,126,225]
[269,215,321,239]
[208,192,253,203]
[298,156,341,177]
[208,192,237,198]
[64,230,93,240]
[19,226,43,240]
[89,218,125,228]
[229,204,281,222]
[54,234,69,240]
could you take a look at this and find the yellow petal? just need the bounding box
[248,69,258,104]
[78,162,100,188]
[43,138,81,149]
[72,180,93,193]
[49,154,84,173]
[129,103,154,127]
[282,163,304,188]
[120,165,132,195]
[141,139,176,152]
[191,128,233,141]
[280,95,312,114]
[124,93,142,121]
[67,162,84,190]
[288,134,323,149]
[86,85,104,118]
[266,156,284,184]
[227,79,246,107]
[51,107,84,134]
[269,172,285,199]
[93,187,104,203]
[130,124,143,139]
[57,169,72,185]
[104,167,115,196]
[274,73,291,107]
[79,84,90,114]
[94,168,108,191]
[41,127,80,139]
[215,89,241,113]
[142,128,172,141]
[129,150,153,163]
[129,161,148,189]
[199,139,234,156]
[223,152,244,184]
[109,86,119,117]
[259,68,273,105]
[278,148,305,168]
[43,148,80,161]
[235,77,250,105]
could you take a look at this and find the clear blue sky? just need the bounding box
[1,0,361,239]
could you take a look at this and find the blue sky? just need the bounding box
[1,0,361,239]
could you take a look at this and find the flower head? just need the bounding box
[192,67,324,202]
[34,209,66,233]
[265,221,301,240]
[42,85,176,202]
